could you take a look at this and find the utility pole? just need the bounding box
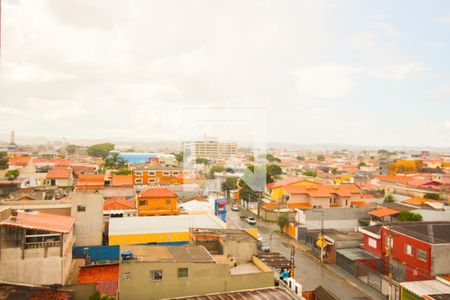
[289,245,295,278]
[320,209,324,263]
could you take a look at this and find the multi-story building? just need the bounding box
[137,187,178,216]
[359,221,450,281]
[0,208,75,285]
[118,245,274,299]
[71,193,103,247]
[284,184,363,209]
[183,138,237,159]
[131,166,196,186]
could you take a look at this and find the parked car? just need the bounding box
[261,243,270,253]
[240,215,247,220]
[246,217,256,225]
[231,204,239,211]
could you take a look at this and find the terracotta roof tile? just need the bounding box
[368,207,400,218]
[266,177,315,189]
[9,156,31,166]
[0,211,75,233]
[285,184,362,198]
[140,187,177,198]
[47,168,72,179]
[104,198,135,210]
[111,174,133,187]
[78,264,119,296]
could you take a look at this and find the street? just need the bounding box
[227,207,386,300]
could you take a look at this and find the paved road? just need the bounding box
[227,208,386,300]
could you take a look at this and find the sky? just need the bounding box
[0,0,450,147]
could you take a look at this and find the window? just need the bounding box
[178,268,188,278]
[417,249,427,262]
[165,199,171,205]
[77,205,86,212]
[135,171,143,176]
[150,270,163,281]
[139,200,148,206]
[122,272,132,280]
[368,238,377,249]
[148,171,156,176]
[172,171,179,176]
[135,178,143,184]
[405,244,413,256]
[148,178,156,184]
[162,171,170,177]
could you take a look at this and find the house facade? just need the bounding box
[0,208,75,285]
[137,187,178,216]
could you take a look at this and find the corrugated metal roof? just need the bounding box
[109,214,225,236]
[178,288,293,299]
[400,280,450,297]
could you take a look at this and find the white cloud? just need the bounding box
[436,15,450,25]
[368,63,426,81]
[294,64,362,99]
[425,85,450,102]
[373,22,403,37]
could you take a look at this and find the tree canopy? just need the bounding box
[5,169,19,180]
[104,152,128,170]
[172,152,184,162]
[0,152,7,169]
[66,144,81,155]
[221,177,238,199]
[397,211,423,222]
[209,165,226,178]
[87,143,115,158]
[296,156,305,161]
[303,170,317,177]
[317,155,325,161]
[384,194,395,203]
[277,213,289,233]
[424,193,440,200]
[266,154,281,163]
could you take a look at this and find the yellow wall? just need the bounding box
[109,231,188,245]
[244,228,258,239]
[270,180,318,201]
[138,196,178,216]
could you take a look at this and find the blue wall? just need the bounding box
[73,245,120,262]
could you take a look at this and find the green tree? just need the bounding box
[296,156,305,161]
[221,177,238,199]
[358,161,366,168]
[424,193,440,200]
[331,168,338,175]
[384,194,395,203]
[89,291,115,300]
[303,170,317,177]
[5,169,19,180]
[397,211,423,222]
[114,169,132,175]
[87,143,115,158]
[266,154,281,163]
[66,144,80,155]
[104,152,128,170]
[209,165,226,178]
[317,155,325,161]
[267,164,282,183]
[0,152,7,169]
[277,213,289,233]
[195,157,210,165]
[172,152,184,163]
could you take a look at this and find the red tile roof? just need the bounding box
[78,264,119,296]
[78,174,105,182]
[0,211,75,233]
[285,184,362,198]
[9,156,31,166]
[47,168,72,179]
[111,174,133,187]
[369,207,400,218]
[140,187,177,198]
[104,198,135,210]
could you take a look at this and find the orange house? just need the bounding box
[75,174,105,191]
[138,187,179,216]
[132,167,196,185]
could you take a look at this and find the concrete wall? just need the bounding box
[297,207,372,231]
[224,239,258,263]
[119,260,274,299]
[71,193,103,246]
[431,244,450,276]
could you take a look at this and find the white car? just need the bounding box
[246,217,256,225]
[231,205,239,211]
